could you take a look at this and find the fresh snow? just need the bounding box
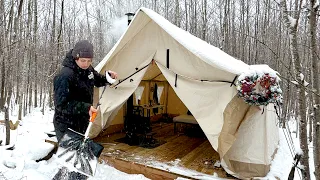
[0,106,315,180]
[0,108,149,180]
[237,64,280,82]
[314,0,319,9]
[299,73,304,81]
[288,15,297,28]
[140,7,249,75]
[95,7,249,75]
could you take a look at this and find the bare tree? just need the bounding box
[27,0,33,113]
[308,0,320,178]
[200,0,207,41]
[85,0,92,41]
[174,0,180,27]
[184,0,188,31]
[221,0,230,52]
[48,0,57,109]
[33,0,38,107]
[280,0,310,179]
[16,0,24,119]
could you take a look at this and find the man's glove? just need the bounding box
[106,71,116,84]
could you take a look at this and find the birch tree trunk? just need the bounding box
[85,0,92,41]
[57,0,64,63]
[254,0,260,64]
[15,0,24,117]
[0,0,3,109]
[309,0,320,178]
[184,0,188,31]
[14,0,22,105]
[0,54,4,109]
[33,0,38,107]
[27,0,33,113]
[164,0,168,20]
[48,0,56,109]
[96,0,102,60]
[0,0,10,109]
[4,0,16,109]
[201,0,207,41]
[174,0,180,27]
[280,0,310,179]
[4,106,10,145]
[221,0,230,51]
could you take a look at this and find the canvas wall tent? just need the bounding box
[92,7,279,179]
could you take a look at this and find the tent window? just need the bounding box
[157,86,164,103]
[134,86,144,104]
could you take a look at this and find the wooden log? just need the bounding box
[0,120,20,130]
[38,138,59,161]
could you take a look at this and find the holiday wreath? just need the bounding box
[236,71,283,106]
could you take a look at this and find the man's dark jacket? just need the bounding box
[53,50,108,137]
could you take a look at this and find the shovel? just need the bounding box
[56,110,103,177]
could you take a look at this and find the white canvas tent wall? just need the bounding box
[92,7,279,179]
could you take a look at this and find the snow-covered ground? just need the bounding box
[0,107,315,180]
[0,108,149,180]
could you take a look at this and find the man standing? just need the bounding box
[53,40,117,142]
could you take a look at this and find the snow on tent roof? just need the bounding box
[140,7,249,75]
[96,7,249,75]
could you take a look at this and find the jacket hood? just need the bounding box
[62,49,77,69]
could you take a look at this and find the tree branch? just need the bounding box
[277,73,320,97]
[233,29,293,74]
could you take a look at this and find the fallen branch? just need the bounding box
[0,120,20,130]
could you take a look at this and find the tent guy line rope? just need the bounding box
[274,101,302,179]
[275,102,296,158]
[111,62,152,88]
[285,122,296,155]
[282,122,303,180]
[282,127,295,157]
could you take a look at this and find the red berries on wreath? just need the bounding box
[236,72,283,106]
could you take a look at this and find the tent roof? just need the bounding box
[95,7,249,75]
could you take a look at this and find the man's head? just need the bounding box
[72,40,93,70]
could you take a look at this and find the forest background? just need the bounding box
[0,0,319,179]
